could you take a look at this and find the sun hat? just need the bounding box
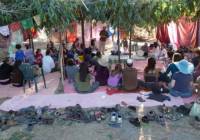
[126,59,133,65]
[174,59,194,74]
[98,58,108,67]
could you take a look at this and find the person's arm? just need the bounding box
[50,57,55,69]
[170,80,175,88]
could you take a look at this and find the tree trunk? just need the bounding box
[81,18,85,47]
[59,32,64,89]
[129,29,132,58]
[90,21,93,40]
[117,27,120,63]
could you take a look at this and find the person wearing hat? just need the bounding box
[0,57,13,85]
[170,59,194,98]
[94,57,109,86]
[122,59,138,91]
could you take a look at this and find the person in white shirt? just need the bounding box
[42,50,55,74]
[159,44,168,60]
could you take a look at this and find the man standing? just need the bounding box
[99,26,109,55]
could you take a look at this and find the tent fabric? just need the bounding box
[157,18,199,49]
[9,30,23,56]
[177,18,198,48]
[23,28,38,41]
[21,18,34,30]
[9,22,21,32]
[0,26,10,36]
[156,24,170,44]
[168,21,180,50]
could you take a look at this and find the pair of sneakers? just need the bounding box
[109,112,122,127]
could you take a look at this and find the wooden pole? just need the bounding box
[90,21,93,40]
[129,29,132,58]
[59,32,64,87]
[117,26,120,63]
[81,18,85,47]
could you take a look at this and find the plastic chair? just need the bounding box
[19,63,38,93]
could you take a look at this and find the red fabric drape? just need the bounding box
[66,22,77,43]
[156,24,170,44]
[9,22,21,32]
[23,27,38,41]
[177,18,198,48]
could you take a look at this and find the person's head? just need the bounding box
[67,59,75,66]
[14,60,22,68]
[111,63,122,76]
[91,39,96,46]
[172,53,183,63]
[96,51,102,58]
[194,49,200,57]
[126,59,133,67]
[79,62,89,82]
[16,44,22,50]
[36,49,41,54]
[103,26,106,30]
[25,44,30,50]
[146,57,156,71]
[3,57,9,64]
[46,49,51,56]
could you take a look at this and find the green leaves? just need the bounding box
[0,0,200,33]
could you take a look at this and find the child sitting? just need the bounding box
[107,64,122,88]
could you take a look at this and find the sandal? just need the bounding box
[128,106,137,112]
[156,115,166,126]
[137,96,145,102]
[147,110,157,121]
[129,118,141,127]
[141,116,149,124]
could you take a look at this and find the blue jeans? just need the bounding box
[74,82,99,94]
[170,89,192,98]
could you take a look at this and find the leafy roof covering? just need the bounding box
[0,0,199,32]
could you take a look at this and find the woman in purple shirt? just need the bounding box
[107,64,122,88]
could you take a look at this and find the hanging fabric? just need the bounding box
[156,24,170,44]
[9,22,21,32]
[34,15,41,26]
[21,18,34,29]
[9,30,23,57]
[0,25,10,36]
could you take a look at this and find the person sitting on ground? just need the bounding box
[192,49,200,68]
[144,57,160,83]
[90,39,97,51]
[121,38,128,53]
[10,60,23,87]
[165,53,183,78]
[42,50,55,74]
[122,59,139,91]
[0,57,13,85]
[34,49,43,67]
[24,44,34,65]
[74,62,99,93]
[170,59,194,98]
[15,44,25,62]
[158,44,168,61]
[107,64,122,88]
[65,59,78,83]
[95,57,110,86]
[141,43,149,57]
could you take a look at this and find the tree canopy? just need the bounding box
[0,0,200,32]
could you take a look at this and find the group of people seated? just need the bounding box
[64,40,200,99]
[0,41,57,87]
[1,38,200,99]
